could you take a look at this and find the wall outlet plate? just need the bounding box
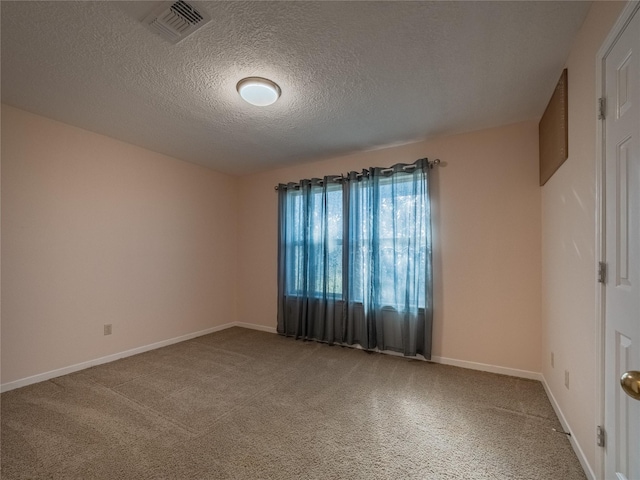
[104,324,112,336]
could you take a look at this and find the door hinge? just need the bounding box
[598,262,607,284]
[597,425,606,447]
[598,97,606,120]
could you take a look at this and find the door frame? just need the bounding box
[595,2,640,478]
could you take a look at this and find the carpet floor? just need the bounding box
[1,327,586,479]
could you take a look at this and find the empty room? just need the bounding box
[1,1,639,479]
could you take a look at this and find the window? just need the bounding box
[280,168,428,309]
[284,184,343,297]
[349,175,427,308]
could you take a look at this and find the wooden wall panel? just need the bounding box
[539,69,568,186]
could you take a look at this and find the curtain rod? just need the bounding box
[274,158,441,191]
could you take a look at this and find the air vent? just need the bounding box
[143,1,210,44]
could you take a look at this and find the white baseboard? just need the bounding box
[234,322,278,334]
[241,326,543,382]
[1,322,236,393]
[541,375,595,480]
[336,345,541,381]
[1,321,540,393]
[430,355,543,381]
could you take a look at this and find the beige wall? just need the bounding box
[541,1,625,475]
[238,121,542,373]
[2,106,543,385]
[1,105,238,384]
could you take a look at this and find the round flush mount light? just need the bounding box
[236,77,281,106]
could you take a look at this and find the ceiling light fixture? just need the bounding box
[236,77,281,106]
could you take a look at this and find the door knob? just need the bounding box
[620,371,640,400]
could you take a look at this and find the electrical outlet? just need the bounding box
[564,370,570,389]
[104,324,112,336]
[551,352,554,368]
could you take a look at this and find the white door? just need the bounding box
[604,6,640,480]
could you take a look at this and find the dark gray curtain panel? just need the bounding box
[277,159,433,359]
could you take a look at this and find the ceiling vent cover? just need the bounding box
[143,1,211,44]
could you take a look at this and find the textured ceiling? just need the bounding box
[1,1,591,175]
